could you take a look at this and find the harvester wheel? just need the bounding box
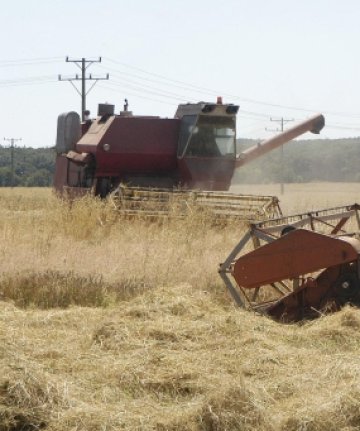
[97,178,111,198]
[332,272,360,303]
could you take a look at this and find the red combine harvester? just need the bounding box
[54,100,324,219]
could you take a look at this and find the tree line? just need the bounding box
[0,137,360,187]
[0,146,54,187]
[235,137,360,183]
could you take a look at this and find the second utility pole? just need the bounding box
[58,57,109,121]
[269,117,294,195]
[4,137,22,188]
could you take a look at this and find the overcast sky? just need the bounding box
[1,0,360,148]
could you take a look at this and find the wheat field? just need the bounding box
[1,184,360,430]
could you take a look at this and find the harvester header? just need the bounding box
[219,204,360,322]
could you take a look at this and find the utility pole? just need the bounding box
[58,57,109,121]
[4,137,22,188]
[266,117,294,195]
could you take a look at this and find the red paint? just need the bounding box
[87,117,180,176]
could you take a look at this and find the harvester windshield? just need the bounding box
[178,115,236,158]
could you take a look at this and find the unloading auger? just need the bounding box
[219,204,360,322]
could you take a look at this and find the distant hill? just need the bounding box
[235,137,360,183]
[0,137,360,187]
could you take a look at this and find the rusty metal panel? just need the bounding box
[65,151,91,164]
[233,229,360,289]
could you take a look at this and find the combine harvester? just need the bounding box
[219,204,360,322]
[54,99,324,220]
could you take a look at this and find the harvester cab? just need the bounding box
[54,99,324,220]
[174,98,238,191]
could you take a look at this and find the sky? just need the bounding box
[1,0,360,148]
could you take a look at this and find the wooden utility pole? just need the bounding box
[58,57,109,121]
[266,117,294,194]
[4,137,22,187]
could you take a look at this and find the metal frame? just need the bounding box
[110,185,283,220]
[219,204,360,309]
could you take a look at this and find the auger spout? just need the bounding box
[235,113,325,168]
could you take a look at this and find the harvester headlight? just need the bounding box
[202,104,215,113]
[226,105,239,114]
[103,143,111,152]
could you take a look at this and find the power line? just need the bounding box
[105,78,195,102]
[97,83,180,106]
[1,55,360,125]
[101,75,360,136]
[0,55,358,127]
[59,57,109,121]
[98,63,220,99]
[103,57,316,112]
[101,76,360,135]
[0,56,63,67]
[103,57,360,120]
[0,75,56,86]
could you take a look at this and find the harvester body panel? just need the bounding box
[77,116,180,177]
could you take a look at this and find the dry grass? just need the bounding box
[1,185,360,430]
[231,182,360,213]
